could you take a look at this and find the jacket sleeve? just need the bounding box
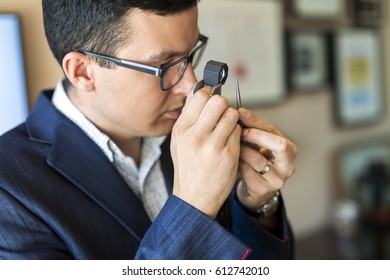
[134,195,251,260]
[231,192,294,259]
[135,193,294,260]
[135,190,293,260]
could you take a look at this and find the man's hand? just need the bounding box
[237,108,298,210]
[171,88,241,219]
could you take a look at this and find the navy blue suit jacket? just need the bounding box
[0,91,293,259]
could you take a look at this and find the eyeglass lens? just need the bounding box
[161,42,205,90]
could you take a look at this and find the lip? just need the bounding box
[166,107,183,119]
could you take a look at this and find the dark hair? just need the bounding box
[42,0,199,68]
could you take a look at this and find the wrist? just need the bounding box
[238,191,280,219]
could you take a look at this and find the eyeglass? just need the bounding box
[77,34,208,91]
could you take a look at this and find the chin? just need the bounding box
[147,120,176,137]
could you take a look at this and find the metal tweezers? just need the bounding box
[235,76,242,110]
[235,76,246,128]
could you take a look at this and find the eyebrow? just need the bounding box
[146,50,186,65]
[145,34,201,65]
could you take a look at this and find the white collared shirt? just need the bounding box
[52,79,168,221]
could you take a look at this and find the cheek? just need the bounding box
[95,68,169,132]
[111,80,166,124]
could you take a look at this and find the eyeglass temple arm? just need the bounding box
[76,50,161,76]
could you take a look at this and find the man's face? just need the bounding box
[89,6,200,141]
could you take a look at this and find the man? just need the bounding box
[0,0,297,259]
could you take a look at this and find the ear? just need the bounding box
[62,52,95,92]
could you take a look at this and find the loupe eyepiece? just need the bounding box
[190,60,229,96]
[203,60,228,87]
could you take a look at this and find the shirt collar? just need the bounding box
[52,79,166,162]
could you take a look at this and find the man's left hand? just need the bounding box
[237,108,298,210]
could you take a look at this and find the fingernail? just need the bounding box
[239,108,251,119]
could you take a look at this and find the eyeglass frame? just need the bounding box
[76,34,208,91]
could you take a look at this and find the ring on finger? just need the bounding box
[258,161,272,175]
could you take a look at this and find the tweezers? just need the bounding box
[235,76,246,128]
[235,76,242,109]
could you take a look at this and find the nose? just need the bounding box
[169,64,198,96]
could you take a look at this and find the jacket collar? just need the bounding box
[26,91,161,241]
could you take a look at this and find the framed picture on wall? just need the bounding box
[333,30,384,127]
[335,137,390,198]
[351,0,384,27]
[197,0,286,106]
[286,31,329,91]
[292,0,345,19]
[333,136,390,259]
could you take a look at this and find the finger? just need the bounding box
[238,160,272,197]
[197,94,231,133]
[211,107,240,147]
[239,144,268,173]
[238,108,283,136]
[185,82,212,105]
[259,147,275,161]
[242,128,297,182]
[224,124,242,160]
[179,88,210,128]
[239,160,285,195]
[241,128,295,162]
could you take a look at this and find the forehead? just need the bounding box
[118,7,199,58]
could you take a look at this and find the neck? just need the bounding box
[114,137,143,167]
[67,88,143,166]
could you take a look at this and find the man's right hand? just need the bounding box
[170,88,241,219]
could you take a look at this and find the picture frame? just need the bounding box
[286,31,330,92]
[334,137,390,199]
[332,136,390,259]
[333,30,384,128]
[291,0,345,19]
[351,0,385,27]
[196,0,286,107]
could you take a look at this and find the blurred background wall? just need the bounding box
[1,0,389,259]
[0,0,62,108]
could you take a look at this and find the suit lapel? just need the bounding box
[49,121,151,241]
[28,91,151,241]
